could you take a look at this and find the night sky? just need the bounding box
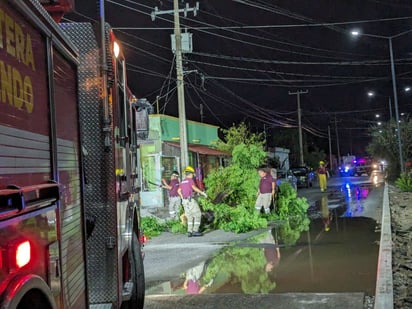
[65,0,412,155]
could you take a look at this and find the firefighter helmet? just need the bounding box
[319,161,325,165]
[184,165,195,173]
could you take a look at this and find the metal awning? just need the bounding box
[164,142,229,156]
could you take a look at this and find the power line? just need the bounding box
[113,15,412,30]
[109,0,371,61]
[187,59,380,79]
[191,51,412,66]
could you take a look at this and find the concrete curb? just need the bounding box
[145,293,365,309]
[374,182,393,309]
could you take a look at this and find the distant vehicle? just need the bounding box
[276,169,298,191]
[291,166,314,188]
[339,155,356,176]
[354,157,379,176]
[354,162,371,176]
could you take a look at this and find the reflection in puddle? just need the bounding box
[146,183,380,297]
[340,182,373,217]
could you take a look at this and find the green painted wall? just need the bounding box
[148,114,220,146]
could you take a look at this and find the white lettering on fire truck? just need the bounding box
[0,8,35,113]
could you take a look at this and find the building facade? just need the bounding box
[140,115,228,209]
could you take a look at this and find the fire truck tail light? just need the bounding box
[15,241,31,268]
[139,234,148,244]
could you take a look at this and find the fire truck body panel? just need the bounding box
[53,49,86,308]
[0,0,51,189]
[0,1,145,308]
[60,22,134,306]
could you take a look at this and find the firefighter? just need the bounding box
[255,167,276,214]
[178,165,207,237]
[161,171,181,220]
[317,161,328,192]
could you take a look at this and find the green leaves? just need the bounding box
[199,123,311,235]
[141,216,186,238]
[395,173,412,192]
[232,144,266,169]
[141,216,166,238]
[217,122,265,154]
[201,130,268,233]
[201,246,276,294]
[368,119,412,178]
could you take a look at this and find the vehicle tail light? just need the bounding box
[139,234,148,244]
[1,240,32,273]
[15,241,31,268]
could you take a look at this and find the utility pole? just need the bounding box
[388,37,404,172]
[173,0,188,170]
[289,90,308,166]
[263,123,267,150]
[328,126,333,170]
[200,103,204,122]
[334,115,341,167]
[151,1,199,171]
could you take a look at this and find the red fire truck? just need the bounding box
[0,0,149,308]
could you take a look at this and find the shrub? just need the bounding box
[165,219,187,234]
[200,199,268,233]
[141,216,166,238]
[141,216,188,238]
[395,173,412,192]
[275,182,310,220]
[199,181,310,236]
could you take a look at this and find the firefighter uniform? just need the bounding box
[255,167,276,214]
[317,161,328,192]
[178,166,207,237]
[162,171,181,219]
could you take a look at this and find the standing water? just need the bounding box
[146,182,381,296]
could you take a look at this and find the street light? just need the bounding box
[351,29,412,172]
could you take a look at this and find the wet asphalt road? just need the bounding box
[143,173,384,308]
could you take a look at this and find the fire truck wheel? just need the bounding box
[16,289,54,309]
[2,275,56,309]
[122,231,145,309]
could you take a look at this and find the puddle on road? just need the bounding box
[146,181,380,297]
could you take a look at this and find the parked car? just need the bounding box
[276,169,298,191]
[290,166,314,188]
